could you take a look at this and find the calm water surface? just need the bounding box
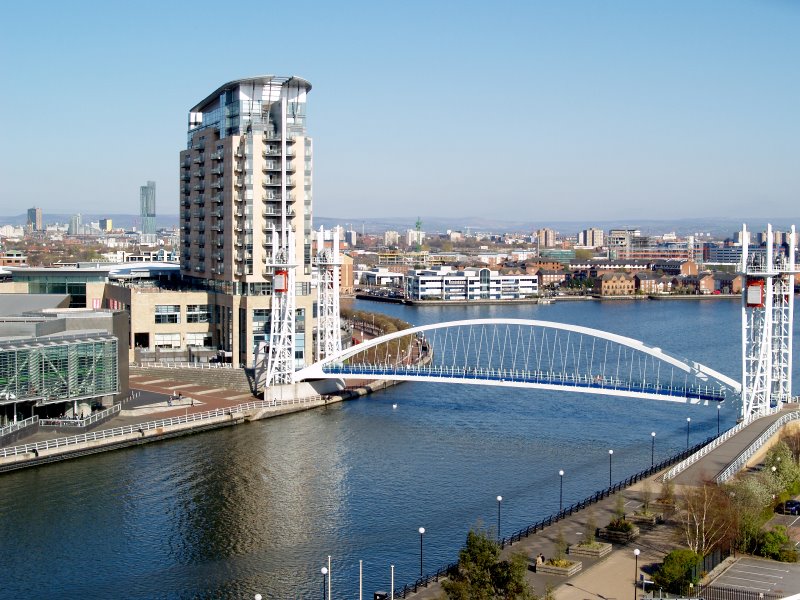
[1,299,796,599]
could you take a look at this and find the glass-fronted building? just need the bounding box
[0,333,119,423]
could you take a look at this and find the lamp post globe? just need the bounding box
[321,567,328,600]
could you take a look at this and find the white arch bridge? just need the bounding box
[295,319,741,404]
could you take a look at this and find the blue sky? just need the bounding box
[1,0,797,222]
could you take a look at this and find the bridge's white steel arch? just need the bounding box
[295,318,740,403]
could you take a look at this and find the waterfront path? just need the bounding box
[404,475,676,599]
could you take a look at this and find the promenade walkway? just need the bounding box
[403,476,673,600]
[672,402,800,486]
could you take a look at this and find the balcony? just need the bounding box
[285,161,296,173]
[182,211,191,221]
[234,178,244,188]
[181,174,191,182]
[263,148,280,157]
[192,170,204,179]
[262,193,282,202]
[212,166,224,176]
[193,155,204,164]
[212,209,223,219]
[235,239,244,247]
[212,224,223,233]
[211,150,224,161]
[263,208,295,217]
[211,180,224,190]
[212,193,224,203]
[215,252,224,261]
[216,238,224,248]
[193,183,205,192]
[235,253,245,262]
[235,268,245,276]
[263,131,281,142]
[193,196,205,205]
[263,178,281,187]
[181,159,192,169]
[262,162,280,172]
[192,210,205,219]
[182,186,191,196]
[181,199,191,208]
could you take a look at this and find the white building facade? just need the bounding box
[406,266,538,301]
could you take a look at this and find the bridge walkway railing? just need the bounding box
[325,363,726,402]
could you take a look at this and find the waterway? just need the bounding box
[1,299,797,600]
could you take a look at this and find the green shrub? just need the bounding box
[653,549,701,593]
[756,526,798,562]
[606,517,633,533]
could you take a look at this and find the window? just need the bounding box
[155,305,180,324]
[186,332,212,347]
[186,304,211,323]
[154,333,180,348]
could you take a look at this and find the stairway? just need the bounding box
[130,366,256,394]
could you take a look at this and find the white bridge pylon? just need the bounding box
[295,318,741,404]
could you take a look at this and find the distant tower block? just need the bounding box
[315,226,341,361]
[740,223,797,418]
[140,181,156,244]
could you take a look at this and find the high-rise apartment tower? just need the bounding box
[179,76,314,371]
[27,207,42,232]
[140,181,156,243]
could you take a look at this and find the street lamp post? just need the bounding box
[559,471,564,512]
[686,417,691,449]
[717,404,721,435]
[496,496,503,542]
[418,527,425,577]
[650,432,656,468]
[633,548,640,598]
[321,567,328,600]
[608,449,614,487]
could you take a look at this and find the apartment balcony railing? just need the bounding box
[210,150,224,161]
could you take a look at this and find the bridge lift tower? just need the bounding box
[315,226,342,361]
[740,223,797,419]
[256,227,297,390]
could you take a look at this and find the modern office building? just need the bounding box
[0,304,128,425]
[140,181,157,244]
[577,227,604,248]
[405,266,539,301]
[68,213,82,236]
[179,75,314,369]
[99,218,113,232]
[27,207,42,232]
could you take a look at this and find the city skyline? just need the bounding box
[1,1,798,221]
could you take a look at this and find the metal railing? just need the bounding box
[0,395,326,459]
[715,410,800,483]
[131,361,235,369]
[39,404,121,429]
[393,436,715,598]
[327,364,726,402]
[0,416,38,438]
[662,419,750,481]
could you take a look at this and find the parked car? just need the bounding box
[776,500,800,515]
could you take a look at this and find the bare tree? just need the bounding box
[679,480,735,555]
